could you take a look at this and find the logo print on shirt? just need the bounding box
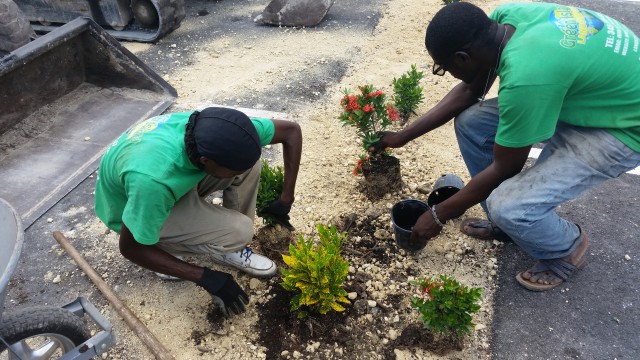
[126,114,170,142]
[549,6,603,48]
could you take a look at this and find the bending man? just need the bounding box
[95,107,302,314]
[373,2,640,291]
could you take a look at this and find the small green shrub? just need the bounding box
[442,0,460,4]
[257,159,284,226]
[410,275,483,335]
[392,64,424,125]
[281,224,350,318]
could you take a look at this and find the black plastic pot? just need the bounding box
[427,174,465,218]
[390,199,429,252]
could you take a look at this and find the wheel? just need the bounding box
[132,0,159,28]
[0,0,33,53]
[0,306,91,359]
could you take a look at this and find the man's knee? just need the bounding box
[486,188,522,229]
[454,105,479,135]
[231,215,255,244]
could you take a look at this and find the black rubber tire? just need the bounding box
[0,306,91,354]
[152,0,185,40]
[132,0,160,28]
[0,0,33,53]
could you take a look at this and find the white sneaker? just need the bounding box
[211,247,277,278]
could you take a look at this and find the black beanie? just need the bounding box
[192,107,261,171]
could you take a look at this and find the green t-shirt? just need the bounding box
[490,3,640,151]
[94,111,275,245]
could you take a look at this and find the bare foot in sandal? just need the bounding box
[460,217,511,241]
[517,231,589,291]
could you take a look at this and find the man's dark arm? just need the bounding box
[269,119,302,204]
[118,223,203,282]
[411,144,531,240]
[436,144,531,220]
[372,69,495,151]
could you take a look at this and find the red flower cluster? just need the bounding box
[341,94,361,112]
[386,104,400,122]
[352,155,370,175]
[339,84,398,157]
[419,281,440,300]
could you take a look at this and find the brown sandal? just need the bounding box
[516,231,589,291]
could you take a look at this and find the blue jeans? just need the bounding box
[454,98,640,260]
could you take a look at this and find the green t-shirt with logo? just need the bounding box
[490,3,640,151]
[94,111,274,245]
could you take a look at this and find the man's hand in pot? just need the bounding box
[410,211,443,244]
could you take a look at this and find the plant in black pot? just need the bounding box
[339,84,402,200]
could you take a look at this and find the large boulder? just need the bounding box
[254,0,335,27]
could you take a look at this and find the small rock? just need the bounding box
[212,328,228,336]
[365,206,382,219]
[394,348,407,360]
[52,275,61,284]
[416,184,431,194]
[388,329,398,340]
[347,292,357,300]
[196,346,212,353]
[624,254,631,261]
[367,300,377,308]
[249,278,263,290]
[281,350,289,357]
[373,229,387,240]
[475,323,487,331]
[353,299,367,314]
[47,218,53,223]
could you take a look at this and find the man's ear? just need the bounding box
[453,50,471,65]
[199,156,209,167]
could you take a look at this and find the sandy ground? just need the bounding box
[23,0,518,359]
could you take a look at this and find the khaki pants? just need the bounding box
[156,160,262,256]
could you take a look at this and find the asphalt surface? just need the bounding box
[2,0,639,359]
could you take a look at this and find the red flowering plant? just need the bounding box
[338,84,400,175]
[410,275,483,336]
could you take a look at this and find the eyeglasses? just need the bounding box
[432,62,446,76]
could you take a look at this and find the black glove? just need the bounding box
[196,267,249,316]
[259,198,295,231]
